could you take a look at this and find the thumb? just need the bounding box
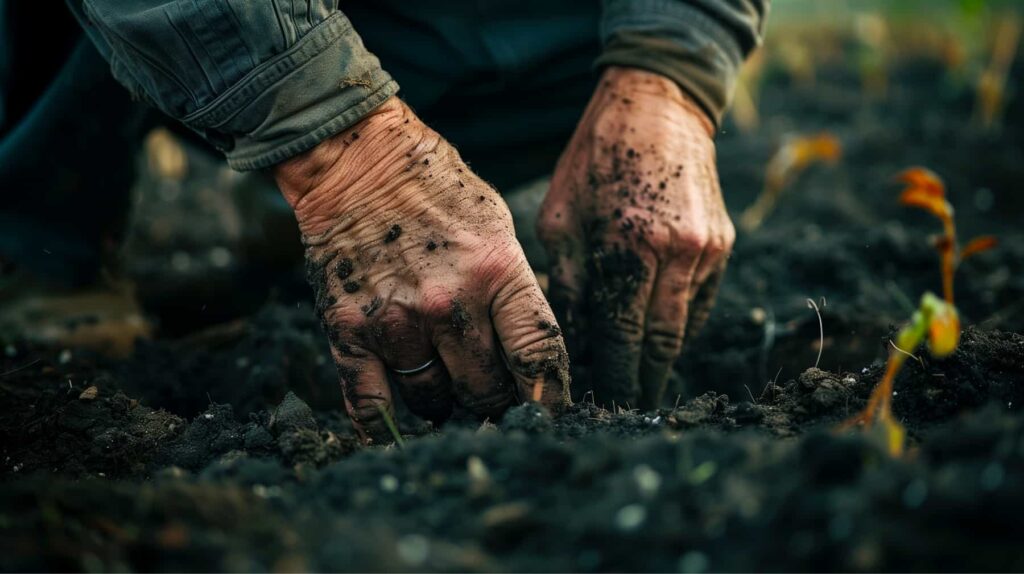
[490,259,572,411]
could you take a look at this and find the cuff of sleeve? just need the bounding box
[596,0,744,127]
[181,12,399,171]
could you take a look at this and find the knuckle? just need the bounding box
[508,337,569,379]
[419,284,455,320]
[722,220,737,251]
[641,222,675,254]
[644,327,685,363]
[600,311,645,342]
[702,239,727,261]
[672,227,710,255]
[322,301,365,330]
[347,400,385,427]
[472,244,525,287]
[459,384,515,415]
[659,226,708,257]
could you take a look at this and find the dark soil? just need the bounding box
[3,51,1024,571]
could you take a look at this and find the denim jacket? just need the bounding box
[69,0,767,171]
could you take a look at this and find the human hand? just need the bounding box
[538,67,734,410]
[275,97,570,443]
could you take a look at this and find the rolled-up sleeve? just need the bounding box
[596,0,769,126]
[69,0,398,170]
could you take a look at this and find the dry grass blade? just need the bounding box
[376,405,405,448]
[806,298,824,369]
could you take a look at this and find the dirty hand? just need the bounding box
[275,97,570,443]
[538,66,734,410]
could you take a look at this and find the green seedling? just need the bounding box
[840,168,996,456]
[376,404,405,448]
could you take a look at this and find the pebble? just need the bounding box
[78,386,99,401]
[397,535,430,566]
[678,551,709,573]
[633,464,662,497]
[467,456,492,498]
[272,392,318,433]
[380,475,399,492]
[615,504,646,531]
[171,251,191,272]
[209,246,232,268]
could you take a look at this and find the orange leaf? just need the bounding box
[960,235,998,261]
[808,134,842,162]
[791,133,842,168]
[896,167,945,197]
[900,188,953,221]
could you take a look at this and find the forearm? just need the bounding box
[596,0,770,126]
[67,0,397,171]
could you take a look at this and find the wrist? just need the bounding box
[598,66,714,137]
[273,97,446,234]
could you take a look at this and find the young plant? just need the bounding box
[840,168,996,456]
[975,13,1021,130]
[896,168,996,304]
[739,133,842,232]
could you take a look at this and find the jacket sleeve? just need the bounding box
[595,0,769,127]
[68,1,398,171]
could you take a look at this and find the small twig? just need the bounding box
[806,298,824,369]
[759,366,784,404]
[758,306,777,385]
[376,405,405,448]
[0,359,40,378]
[889,340,924,366]
[743,384,757,404]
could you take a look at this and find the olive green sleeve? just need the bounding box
[69,1,398,171]
[596,0,769,126]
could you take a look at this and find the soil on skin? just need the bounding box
[3,54,1024,571]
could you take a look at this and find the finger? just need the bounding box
[328,342,396,445]
[490,261,572,411]
[637,253,701,410]
[545,250,588,361]
[537,195,589,362]
[585,241,658,409]
[686,213,733,340]
[685,259,727,341]
[374,306,454,424]
[431,297,516,419]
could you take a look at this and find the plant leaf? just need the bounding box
[896,167,945,197]
[927,301,961,357]
[960,235,998,261]
[900,188,953,221]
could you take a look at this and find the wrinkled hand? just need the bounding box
[275,97,570,443]
[538,67,734,410]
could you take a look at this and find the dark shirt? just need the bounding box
[69,0,769,171]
